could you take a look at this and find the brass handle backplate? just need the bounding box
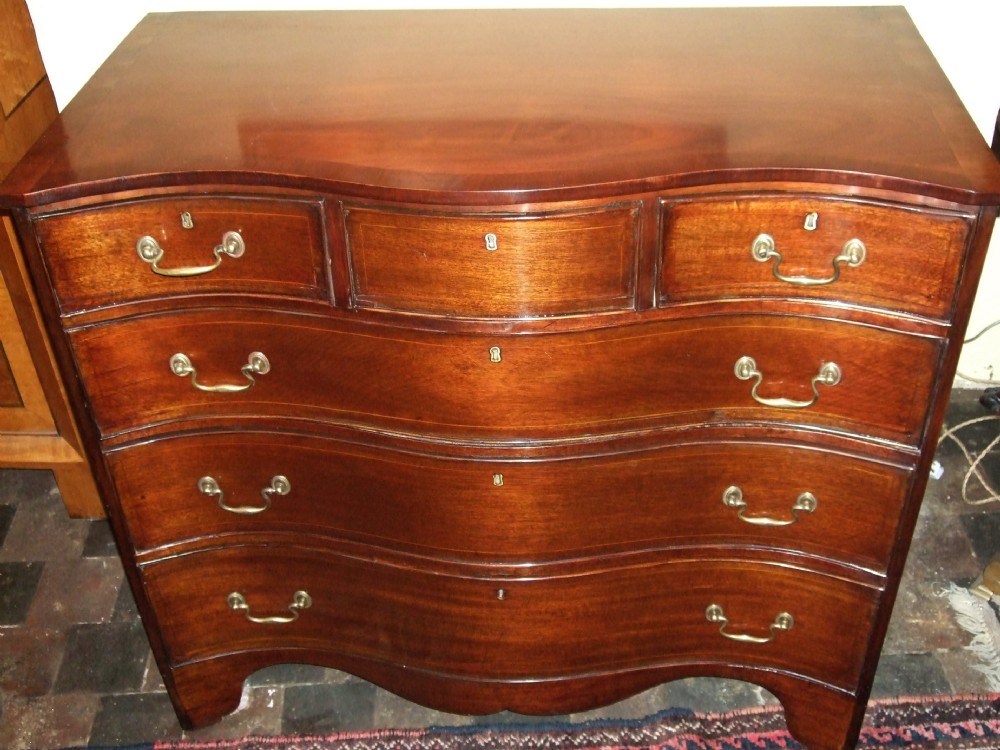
[722,485,817,526]
[705,603,793,644]
[137,230,245,277]
[199,475,290,514]
[228,590,311,624]
[170,351,270,393]
[751,233,866,286]
[734,355,840,409]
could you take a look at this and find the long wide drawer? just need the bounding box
[108,432,911,571]
[70,310,941,443]
[659,194,972,319]
[35,196,329,314]
[142,545,878,691]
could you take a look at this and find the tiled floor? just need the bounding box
[1,390,999,749]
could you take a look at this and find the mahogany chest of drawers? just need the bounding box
[3,9,1000,749]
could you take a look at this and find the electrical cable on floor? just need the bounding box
[937,415,1000,506]
[941,313,1000,505]
[957,317,1000,385]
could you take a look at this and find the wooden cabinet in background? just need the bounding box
[0,0,101,517]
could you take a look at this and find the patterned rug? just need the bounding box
[77,694,1000,750]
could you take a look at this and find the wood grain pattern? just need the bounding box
[659,194,973,318]
[1,8,999,205]
[107,431,911,570]
[70,309,942,444]
[0,0,46,116]
[141,544,878,690]
[345,203,638,316]
[36,196,329,314]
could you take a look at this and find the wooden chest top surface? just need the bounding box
[3,7,1000,205]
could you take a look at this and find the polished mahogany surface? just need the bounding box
[3,7,1000,205]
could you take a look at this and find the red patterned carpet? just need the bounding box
[71,694,1000,750]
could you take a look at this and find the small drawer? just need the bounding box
[35,196,329,314]
[142,545,876,691]
[659,195,972,319]
[108,432,910,571]
[69,310,941,445]
[344,203,639,317]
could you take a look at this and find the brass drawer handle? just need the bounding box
[751,233,866,286]
[228,590,311,624]
[198,475,290,515]
[734,355,841,409]
[136,230,245,277]
[705,604,793,644]
[722,485,817,526]
[170,351,270,393]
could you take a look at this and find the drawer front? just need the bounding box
[71,311,941,444]
[659,196,972,318]
[143,546,877,690]
[36,197,329,313]
[109,433,910,570]
[344,204,639,317]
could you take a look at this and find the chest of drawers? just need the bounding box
[3,9,1000,749]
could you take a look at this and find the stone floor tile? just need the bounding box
[248,662,350,687]
[568,684,689,723]
[112,575,140,622]
[960,511,1000,563]
[0,627,67,696]
[0,486,88,562]
[0,561,43,625]
[89,692,184,746]
[82,520,118,558]
[373,687,475,728]
[659,677,779,713]
[905,507,984,582]
[26,557,124,628]
[183,685,284,740]
[883,574,967,654]
[0,692,99,750]
[283,679,377,733]
[141,651,167,692]
[0,469,60,505]
[0,504,15,547]
[52,620,150,694]
[936,647,1000,695]
[870,652,952,698]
